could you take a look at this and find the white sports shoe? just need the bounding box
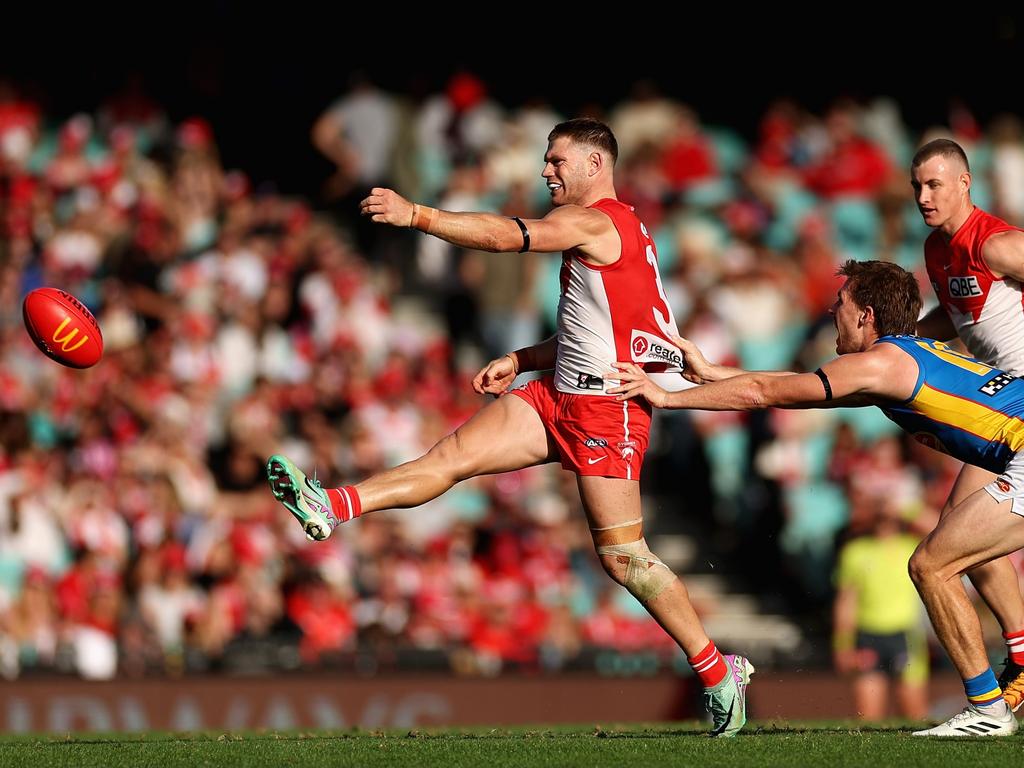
[912,703,1018,737]
[704,654,755,738]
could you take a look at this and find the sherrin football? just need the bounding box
[22,287,103,368]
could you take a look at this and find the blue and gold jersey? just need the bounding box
[877,336,1024,473]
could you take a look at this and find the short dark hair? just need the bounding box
[837,260,922,337]
[548,118,618,165]
[912,138,970,173]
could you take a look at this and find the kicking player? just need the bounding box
[267,118,752,736]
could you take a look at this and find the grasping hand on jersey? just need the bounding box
[611,335,771,405]
[675,335,768,385]
[673,336,718,383]
[610,334,705,406]
[608,363,669,407]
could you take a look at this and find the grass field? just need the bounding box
[5,722,1024,768]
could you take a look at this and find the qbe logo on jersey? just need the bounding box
[630,330,683,368]
[948,275,984,298]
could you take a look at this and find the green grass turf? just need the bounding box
[3,721,1022,768]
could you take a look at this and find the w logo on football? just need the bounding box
[51,318,88,353]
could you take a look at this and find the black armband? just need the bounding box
[814,367,833,401]
[512,216,530,253]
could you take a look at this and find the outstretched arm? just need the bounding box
[611,364,835,410]
[675,335,796,384]
[610,343,915,411]
[359,188,612,257]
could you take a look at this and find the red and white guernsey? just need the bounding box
[554,198,681,395]
[924,207,1024,375]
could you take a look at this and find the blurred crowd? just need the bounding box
[1,72,1023,681]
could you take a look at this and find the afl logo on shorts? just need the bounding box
[632,337,649,356]
[997,477,1013,493]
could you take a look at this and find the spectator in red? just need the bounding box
[803,100,891,199]
[660,106,717,192]
[287,576,356,663]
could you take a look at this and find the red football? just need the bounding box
[22,287,104,368]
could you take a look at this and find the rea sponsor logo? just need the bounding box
[583,437,608,448]
[948,275,983,298]
[646,342,683,366]
[630,330,682,367]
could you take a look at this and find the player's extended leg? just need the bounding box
[354,394,552,511]
[580,477,707,652]
[946,464,1024,634]
[577,475,753,738]
[944,463,1024,704]
[268,394,553,540]
[909,488,1024,736]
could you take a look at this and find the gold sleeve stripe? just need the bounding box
[912,384,1024,452]
[913,340,995,376]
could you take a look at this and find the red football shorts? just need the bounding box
[508,376,651,479]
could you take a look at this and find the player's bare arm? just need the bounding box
[675,335,796,385]
[675,335,731,385]
[982,229,1024,281]
[610,363,858,411]
[611,343,916,411]
[359,187,614,257]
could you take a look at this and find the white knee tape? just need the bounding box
[596,537,675,603]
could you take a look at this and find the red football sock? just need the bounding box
[326,486,362,523]
[688,641,728,688]
[1004,628,1024,666]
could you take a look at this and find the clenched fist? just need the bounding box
[360,187,415,227]
[472,354,518,396]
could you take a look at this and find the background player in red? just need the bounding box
[266,118,753,736]
[913,139,1024,706]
